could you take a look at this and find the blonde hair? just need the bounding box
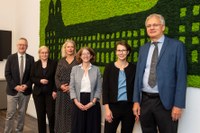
[38,46,50,59]
[61,39,76,57]
[38,45,49,54]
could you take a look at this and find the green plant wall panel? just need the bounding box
[40,0,200,88]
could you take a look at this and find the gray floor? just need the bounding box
[0,109,41,133]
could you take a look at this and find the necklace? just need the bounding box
[115,61,128,70]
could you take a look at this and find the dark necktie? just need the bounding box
[148,42,158,88]
[20,55,24,84]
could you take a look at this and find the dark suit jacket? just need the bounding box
[5,53,34,96]
[31,59,57,95]
[102,62,136,104]
[134,36,187,110]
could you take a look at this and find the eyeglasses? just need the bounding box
[81,53,91,56]
[146,24,162,28]
[116,49,127,53]
[40,52,49,54]
[18,44,27,47]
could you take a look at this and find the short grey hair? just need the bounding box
[145,13,165,26]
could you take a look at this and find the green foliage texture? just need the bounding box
[40,0,200,88]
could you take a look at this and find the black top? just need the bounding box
[55,57,78,90]
[102,62,136,104]
[30,59,57,95]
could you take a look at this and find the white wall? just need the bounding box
[0,0,17,78]
[178,87,200,133]
[0,0,40,118]
[0,1,200,133]
[0,0,39,78]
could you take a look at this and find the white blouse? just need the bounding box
[80,73,91,92]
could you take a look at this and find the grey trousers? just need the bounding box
[4,92,30,133]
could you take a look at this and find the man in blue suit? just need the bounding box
[133,13,187,133]
[4,38,34,133]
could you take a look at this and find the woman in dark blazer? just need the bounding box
[31,46,57,133]
[102,40,136,133]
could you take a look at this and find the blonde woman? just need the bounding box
[54,39,78,133]
[31,46,57,133]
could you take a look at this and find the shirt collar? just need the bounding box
[151,35,165,44]
[79,63,92,70]
[17,52,25,58]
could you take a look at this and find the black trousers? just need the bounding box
[33,92,55,133]
[71,93,101,133]
[140,92,178,133]
[104,101,135,133]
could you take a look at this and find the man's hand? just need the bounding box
[21,84,27,91]
[15,84,27,92]
[133,102,140,121]
[15,85,24,92]
[171,106,182,121]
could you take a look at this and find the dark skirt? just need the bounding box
[54,91,72,133]
[71,93,101,133]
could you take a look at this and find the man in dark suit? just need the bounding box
[4,37,34,133]
[133,14,187,133]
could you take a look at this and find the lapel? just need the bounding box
[79,67,84,90]
[38,60,43,77]
[157,37,168,64]
[88,66,94,91]
[77,66,84,89]
[45,59,51,77]
[14,53,20,77]
[24,54,29,75]
[141,42,151,70]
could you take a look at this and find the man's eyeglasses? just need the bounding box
[146,24,162,28]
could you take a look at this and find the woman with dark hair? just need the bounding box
[54,39,78,133]
[102,40,136,133]
[70,47,102,133]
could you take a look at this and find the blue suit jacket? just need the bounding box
[133,36,187,110]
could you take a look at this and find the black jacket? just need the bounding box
[5,53,34,96]
[31,59,57,95]
[102,62,136,104]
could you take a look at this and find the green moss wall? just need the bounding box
[40,0,200,88]
[40,0,158,44]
